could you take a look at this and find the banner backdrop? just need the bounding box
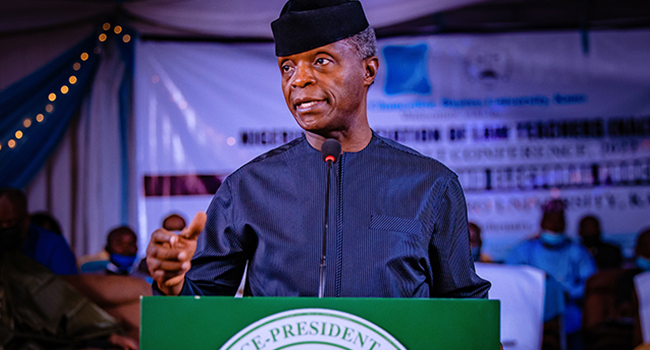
[135,30,650,261]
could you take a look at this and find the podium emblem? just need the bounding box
[220,308,407,350]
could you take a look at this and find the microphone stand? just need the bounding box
[319,139,340,298]
[319,158,332,299]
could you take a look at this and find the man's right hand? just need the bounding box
[146,212,207,295]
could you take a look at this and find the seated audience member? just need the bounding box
[81,226,141,276]
[0,187,78,275]
[1,250,142,349]
[505,198,597,349]
[469,222,492,263]
[135,213,188,279]
[579,215,622,270]
[582,228,650,350]
[616,228,650,346]
[162,213,187,231]
[63,273,152,343]
[30,211,63,235]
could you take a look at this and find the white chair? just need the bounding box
[475,263,546,350]
[635,271,650,343]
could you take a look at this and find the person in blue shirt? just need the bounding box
[146,0,489,299]
[0,187,78,275]
[506,198,597,348]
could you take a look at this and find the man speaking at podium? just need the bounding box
[147,0,490,299]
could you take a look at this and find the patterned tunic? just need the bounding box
[181,132,490,298]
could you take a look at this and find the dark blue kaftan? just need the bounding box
[181,132,490,298]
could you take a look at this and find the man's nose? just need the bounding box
[291,63,315,88]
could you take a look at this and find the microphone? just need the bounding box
[321,138,341,163]
[319,139,341,298]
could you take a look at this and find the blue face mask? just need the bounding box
[471,247,481,262]
[636,256,650,271]
[109,253,137,272]
[540,231,566,247]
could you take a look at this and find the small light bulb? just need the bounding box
[48,93,56,101]
[15,131,23,139]
[81,52,89,61]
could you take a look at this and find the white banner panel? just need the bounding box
[135,30,650,261]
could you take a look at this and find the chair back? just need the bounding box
[476,262,546,350]
[635,271,650,343]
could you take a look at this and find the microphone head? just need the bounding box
[321,139,341,163]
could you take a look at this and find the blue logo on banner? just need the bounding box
[382,44,431,95]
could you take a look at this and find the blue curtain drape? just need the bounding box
[117,26,135,223]
[0,35,101,188]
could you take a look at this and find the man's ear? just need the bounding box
[363,56,379,86]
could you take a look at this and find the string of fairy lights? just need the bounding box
[0,22,131,154]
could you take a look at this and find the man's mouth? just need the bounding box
[295,99,326,111]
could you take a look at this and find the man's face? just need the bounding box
[278,40,374,136]
[542,212,565,234]
[163,216,186,231]
[0,195,29,251]
[108,232,138,256]
[579,219,600,239]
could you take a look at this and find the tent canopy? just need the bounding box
[2,0,649,40]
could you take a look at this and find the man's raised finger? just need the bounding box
[180,211,206,240]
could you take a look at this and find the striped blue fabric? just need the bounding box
[182,132,490,298]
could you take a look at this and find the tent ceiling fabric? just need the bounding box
[0,0,488,38]
[0,1,115,35]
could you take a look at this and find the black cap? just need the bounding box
[271,0,369,57]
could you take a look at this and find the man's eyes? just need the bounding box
[315,58,331,65]
[281,57,330,73]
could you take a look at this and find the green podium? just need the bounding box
[141,296,500,349]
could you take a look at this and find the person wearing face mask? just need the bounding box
[505,198,597,349]
[81,226,140,276]
[105,226,139,275]
[0,188,145,348]
[0,187,78,275]
[615,229,650,341]
[579,215,622,270]
[579,228,650,350]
